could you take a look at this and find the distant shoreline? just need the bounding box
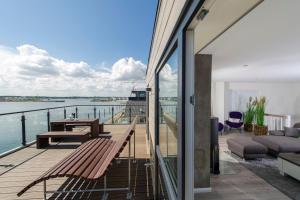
[0,96,129,103]
[0,100,66,103]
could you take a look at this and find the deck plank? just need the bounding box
[0,124,151,200]
[0,125,292,200]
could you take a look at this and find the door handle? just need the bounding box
[190,94,195,105]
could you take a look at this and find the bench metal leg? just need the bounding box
[46,187,130,195]
[43,135,135,199]
[43,180,47,200]
[101,176,108,200]
[126,192,133,199]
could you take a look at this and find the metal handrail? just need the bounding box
[0,103,146,157]
[264,113,288,119]
[156,146,177,199]
[0,104,130,116]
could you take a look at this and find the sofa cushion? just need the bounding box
[227,137,267,159]
[253,135,300,154]
[284,127,300,138]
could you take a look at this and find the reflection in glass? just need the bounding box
[158,49,178,192]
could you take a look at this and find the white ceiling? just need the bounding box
[200,0,300,82]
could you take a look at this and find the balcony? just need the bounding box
[0,104,152,200]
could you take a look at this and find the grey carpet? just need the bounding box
[240,157,300,200]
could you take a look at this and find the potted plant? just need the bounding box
[254,96,268,135]
[244,97,256,132]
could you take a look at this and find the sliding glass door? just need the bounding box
[158,48,179,196]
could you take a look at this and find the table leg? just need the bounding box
[37,137,49,149]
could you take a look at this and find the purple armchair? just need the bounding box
[225,111,243,131]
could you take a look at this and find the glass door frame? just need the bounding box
[155,36,185,199]
[152,1,206,199]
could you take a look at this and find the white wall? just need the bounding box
[146,0,187,148]
[212,81,300,124]
[147,0,187,85]
[211,82,228,123]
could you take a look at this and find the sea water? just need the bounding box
[0,99,123,154]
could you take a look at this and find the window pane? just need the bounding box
[158,49,178,191]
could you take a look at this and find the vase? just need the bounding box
[254,125,268,135]
[244,123,253,132]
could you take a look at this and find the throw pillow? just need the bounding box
[229,118,240,123]
[284,127,300,138]
[269,130,285,136]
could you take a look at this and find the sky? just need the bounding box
[0,0,157,97]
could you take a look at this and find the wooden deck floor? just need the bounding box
[0,124,152,200]
[0,126,294,200]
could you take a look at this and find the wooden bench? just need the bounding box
[18,117,137,199]
[36,130,91,149]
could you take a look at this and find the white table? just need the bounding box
[278,153,300,181]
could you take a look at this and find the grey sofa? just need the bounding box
[269,123,300,136]
[254,124,300,156]
[228,135,300,158]
[227,137,267,159]
[253,135,300,156]
[227,124,300,158]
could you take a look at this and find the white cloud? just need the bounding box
[159,63,177,82]
[111,57,146,81]
[0,44,146,96]
[158,63,178,97]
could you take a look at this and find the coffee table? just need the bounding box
[278,152,300,181]
[50,119,100,138]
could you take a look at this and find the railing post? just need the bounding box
[133,130,136,163]
[75,107,78,118]
[88,113,90,119]
[128,136,131,196]
[99,110,101,120]
[175,107,177,122]
[104,109,106,117]
[21,114,26,146]
[94,106,96,119]
[160,106,163,123]
[112,107,114,124]
[129,107,132,123]
[47,110,50,131]
[64,107,66,119]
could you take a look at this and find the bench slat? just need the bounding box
[56,139,105,177]
[83,140,117,179]
[43,139,100,177]
[92,124,135,179]
[17,117,137,197]
[71,140,115,178]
